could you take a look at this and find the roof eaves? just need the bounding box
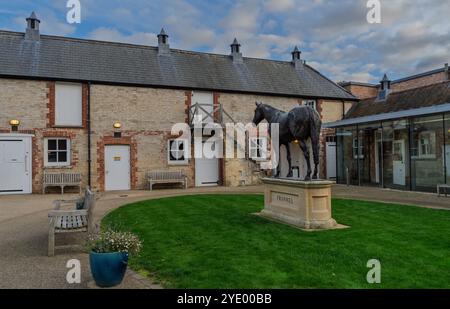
[324,102,450,128]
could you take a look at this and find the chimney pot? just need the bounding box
[445,63,449,81]
[25,11,40,41]
[291,46,302,70]
[157,28,170,56]
[230,38,243,64]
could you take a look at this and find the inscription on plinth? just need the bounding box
[259,178,338,230]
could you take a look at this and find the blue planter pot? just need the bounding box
[89,251,128,287]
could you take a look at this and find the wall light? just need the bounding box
[113,122,122,129]
[293,140,299,144]
[9,119,20,126]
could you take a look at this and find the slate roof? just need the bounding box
[345,81,450,119]
[0,30,356,100]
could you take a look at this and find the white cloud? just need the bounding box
[5,0,448,83]
[264,0,295,12]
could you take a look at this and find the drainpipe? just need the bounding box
[87,82,92,189]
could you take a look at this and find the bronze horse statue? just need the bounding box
[252,102,322,180]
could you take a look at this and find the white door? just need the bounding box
[326,141,336,179]
[192,91,214,124]
[105,145,130,191]
[195,139,219,187]
[393,140,406,186]
[0,136,32,195]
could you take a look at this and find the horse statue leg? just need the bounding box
[299,140,312,181]
[311,130,320,180]
[273,142,281,178]
[285,143,293,178]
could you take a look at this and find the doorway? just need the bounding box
[0,134,32,195]
[105,145,130,191]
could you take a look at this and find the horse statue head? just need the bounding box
[252,102,265,125]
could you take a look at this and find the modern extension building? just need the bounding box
[327,65,450,193]
[0,13,357,195]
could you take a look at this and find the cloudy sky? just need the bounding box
[0,0,448,83]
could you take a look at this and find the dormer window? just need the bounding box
[377,74,391,102]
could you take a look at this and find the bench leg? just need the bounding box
[149,182,153,191]
[48,226,55,257]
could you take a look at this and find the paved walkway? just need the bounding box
[0,186,261,289]
[0,184,448,288]
[332,185,450,210]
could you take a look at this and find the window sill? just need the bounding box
[44,165,73,169]
[168,161,189,166]
[411,156,437,160]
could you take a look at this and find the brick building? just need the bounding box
[0,13,357,194]
[328,64,450,193]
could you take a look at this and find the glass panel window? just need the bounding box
[358,123,382,186]
[411,115,444,192]
[353,138,364,159]
[168,139,188,165]
[249,137,268,161]
[45,138,70,167]
[445,113,450,185]
[302,100,317,110]
[382,119,410,190]
[336,126,358,185]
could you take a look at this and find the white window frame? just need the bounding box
[168,139,189,165]
[249,137,268,161]
[353,138,364,159]
[418,131,436,159]
[55,82,83,127]
[302,100,317,110]
[44,138,71,167]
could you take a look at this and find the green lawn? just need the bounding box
[102,194,450,288]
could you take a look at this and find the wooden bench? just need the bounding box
[437,184,450,197]
[48,188,96,256]
[43,172,82,194]
[147,170,187,191]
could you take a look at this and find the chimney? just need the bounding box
[230,38,243,64]
[157,28,169,56]
[445,63,449,81]
[25,12,40,41]
[377,74,391,101]
[291,46,303,70]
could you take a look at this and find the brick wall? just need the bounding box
[0,78,89,193]
[89,85,193,191]
[344,70,447,100]
[343,84,378,99]
[391,71,447,93]
[1,77,353,192]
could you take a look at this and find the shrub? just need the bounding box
[87,229,143,256]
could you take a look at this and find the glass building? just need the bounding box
[327,80,450,193]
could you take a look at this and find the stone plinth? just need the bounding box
[259,178,337,230]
